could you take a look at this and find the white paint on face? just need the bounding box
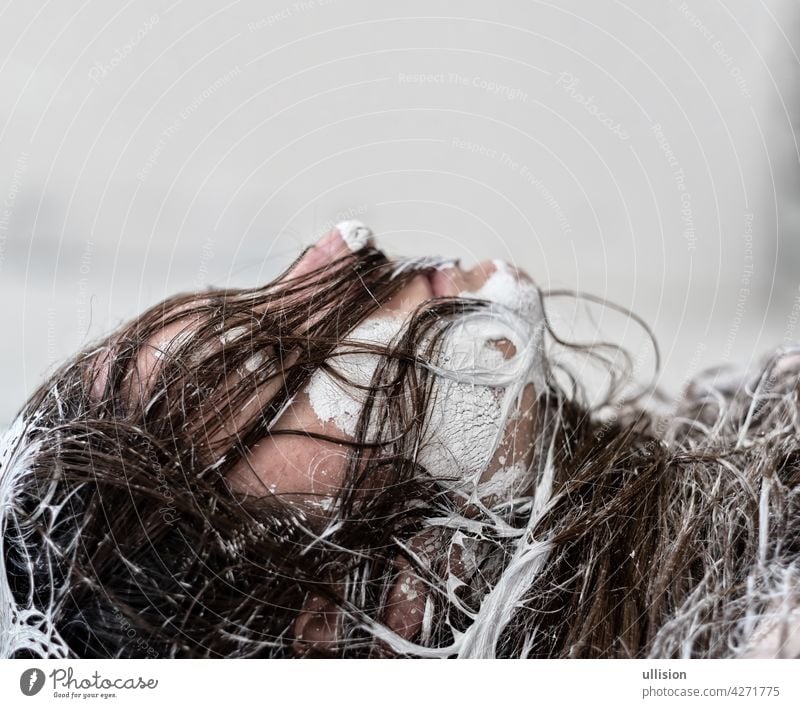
[306,317,406,437]
[413,261,546,492]
[460,260,542,323]
[417,319,508,485]
[304,260,547,495]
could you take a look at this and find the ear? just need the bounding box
[291,556,430,657]
[382,554,428,644]
[292,592,342,657]
[367,552,431,658]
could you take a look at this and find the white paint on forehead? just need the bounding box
[335,220,372,253]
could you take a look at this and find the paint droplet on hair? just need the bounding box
[219,326,249,345]
[243,351,265,373]
[335,220,372,252]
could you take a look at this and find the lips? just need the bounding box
[427,266,463,298]
[424,270,440,297]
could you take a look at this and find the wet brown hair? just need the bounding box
[2,242,799,658]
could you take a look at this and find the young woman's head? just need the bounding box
[2,221,799,659]
[0,221,556,658]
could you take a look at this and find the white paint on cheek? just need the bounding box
[335,220,372,253]
[305,259,547,498]
[418,320,511,487]
[306,317,405,436]
[419,265,546,492]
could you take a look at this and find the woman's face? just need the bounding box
[222,223,541,509]
[91,220,540,507]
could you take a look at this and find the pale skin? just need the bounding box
[91,224,538,655]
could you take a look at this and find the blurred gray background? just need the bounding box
[1,0,799,427]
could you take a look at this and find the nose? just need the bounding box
[289,220,374,281]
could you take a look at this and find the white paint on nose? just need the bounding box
[335,220,372,253]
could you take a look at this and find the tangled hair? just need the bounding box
[2,239,800,658]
